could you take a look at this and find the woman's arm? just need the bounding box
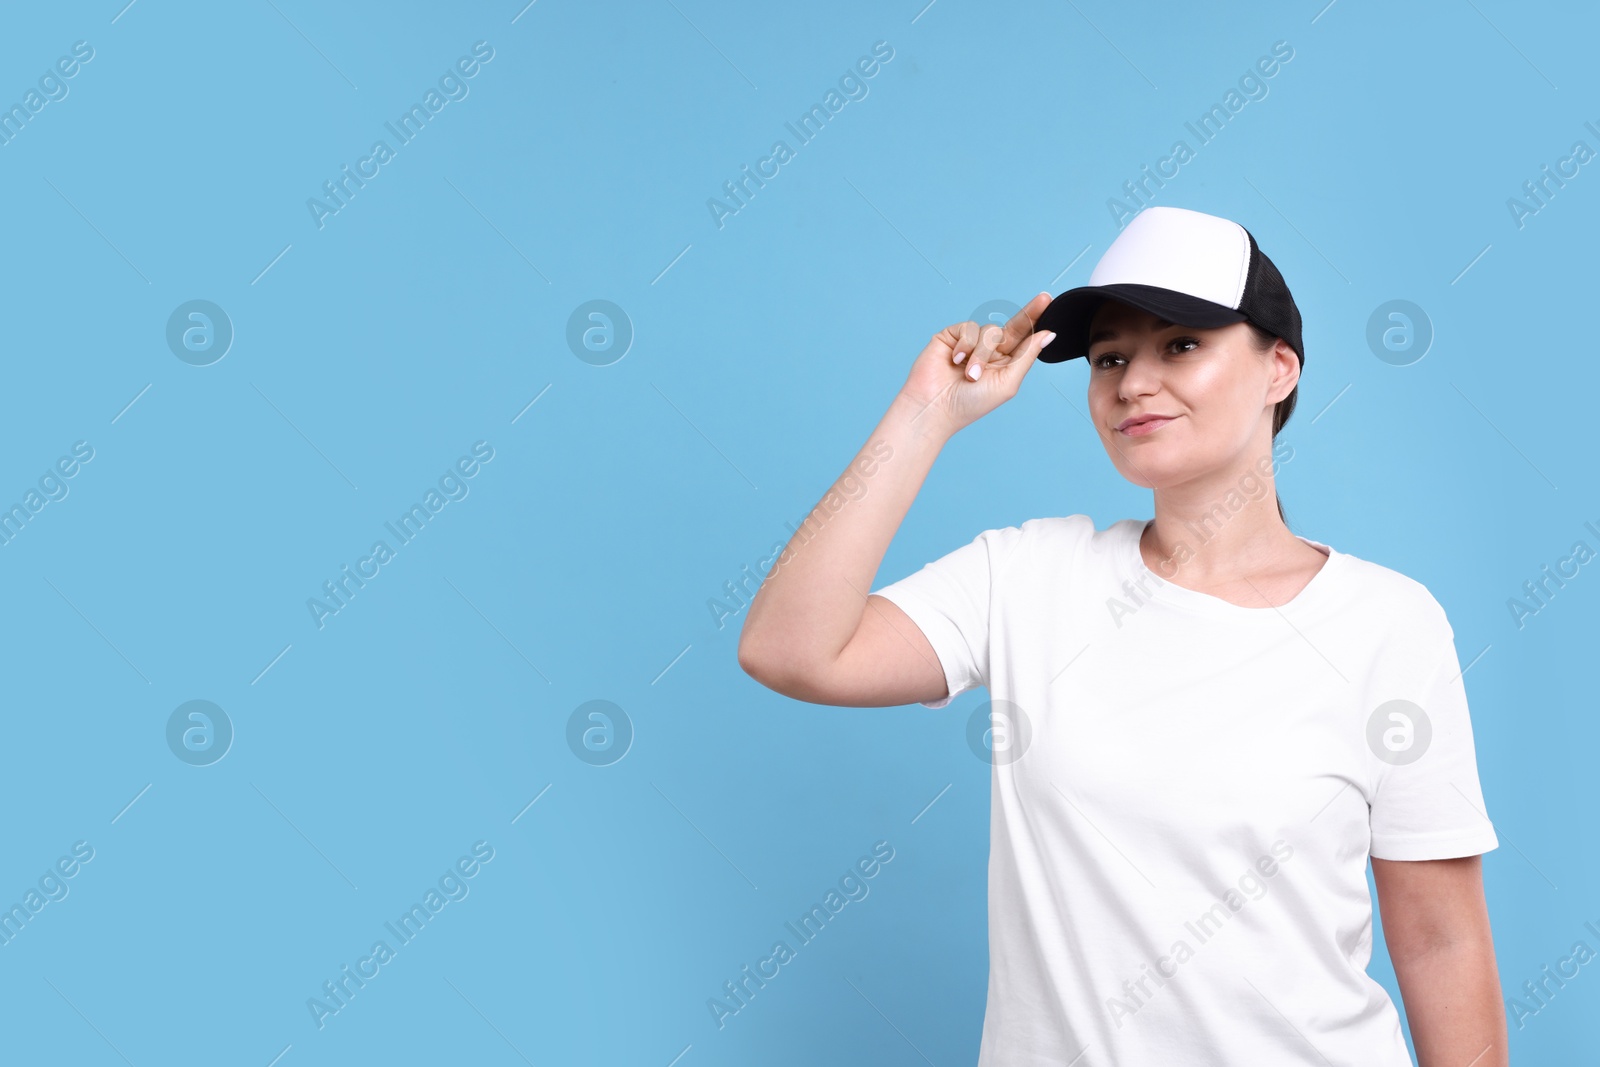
[737,296,1055,703]
[736,388,950,702]
[1371,854,1507,1067]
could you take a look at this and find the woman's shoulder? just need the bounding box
[979,514,1133,578]
[947,513,1146,555]
[1009,513,1133,539]
[1324,542,1454,637]
[985,513,1115,552]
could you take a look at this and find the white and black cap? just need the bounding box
[1033,205,1304,366]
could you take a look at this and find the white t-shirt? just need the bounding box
[869,514,1498,1066]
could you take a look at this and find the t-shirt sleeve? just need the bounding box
[1368,625,1499,861]
[868,526,1021,709]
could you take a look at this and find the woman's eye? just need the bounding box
[1090,339,1197,368]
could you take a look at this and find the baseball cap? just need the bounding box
[1032,205,1303,366]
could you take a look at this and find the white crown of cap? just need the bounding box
[1088,206,1251,311]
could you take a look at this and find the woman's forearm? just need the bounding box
[737,391,950,682]
[1394,937,1508,1067]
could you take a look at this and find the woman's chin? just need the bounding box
[1109,461,1189,492]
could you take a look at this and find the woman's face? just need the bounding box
[1084,299,1297,494]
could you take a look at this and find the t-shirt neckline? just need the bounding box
[1119,517,1343,616]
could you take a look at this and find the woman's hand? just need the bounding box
[898,292,1056,438]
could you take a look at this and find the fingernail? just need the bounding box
[954,350,967,364]
[1039,331,1057,346]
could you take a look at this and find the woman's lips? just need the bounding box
[1119,416,1177,437]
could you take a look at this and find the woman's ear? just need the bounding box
[1269,341,1300,402]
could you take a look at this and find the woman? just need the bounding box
[737,205,1506,1065]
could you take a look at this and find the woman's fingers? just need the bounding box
[950,319,982,365]
[944,289,1054,379]
[970,324,1054,383]
[1004,289,1056,351]
[965,322,1005,379]
[976,322,1056,384]
[1012,326,1056,377]
[993,292,1053,356]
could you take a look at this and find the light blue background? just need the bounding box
[0,1,1594,1064]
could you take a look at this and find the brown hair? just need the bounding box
[1244,322,1297,524]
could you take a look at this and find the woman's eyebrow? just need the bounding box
[1088,317,1175,345]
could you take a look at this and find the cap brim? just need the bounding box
[1033,283,1249,363]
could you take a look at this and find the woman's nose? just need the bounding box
[1117,347,1163,396]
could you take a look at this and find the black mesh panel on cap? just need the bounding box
[1241,231,1304,366]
